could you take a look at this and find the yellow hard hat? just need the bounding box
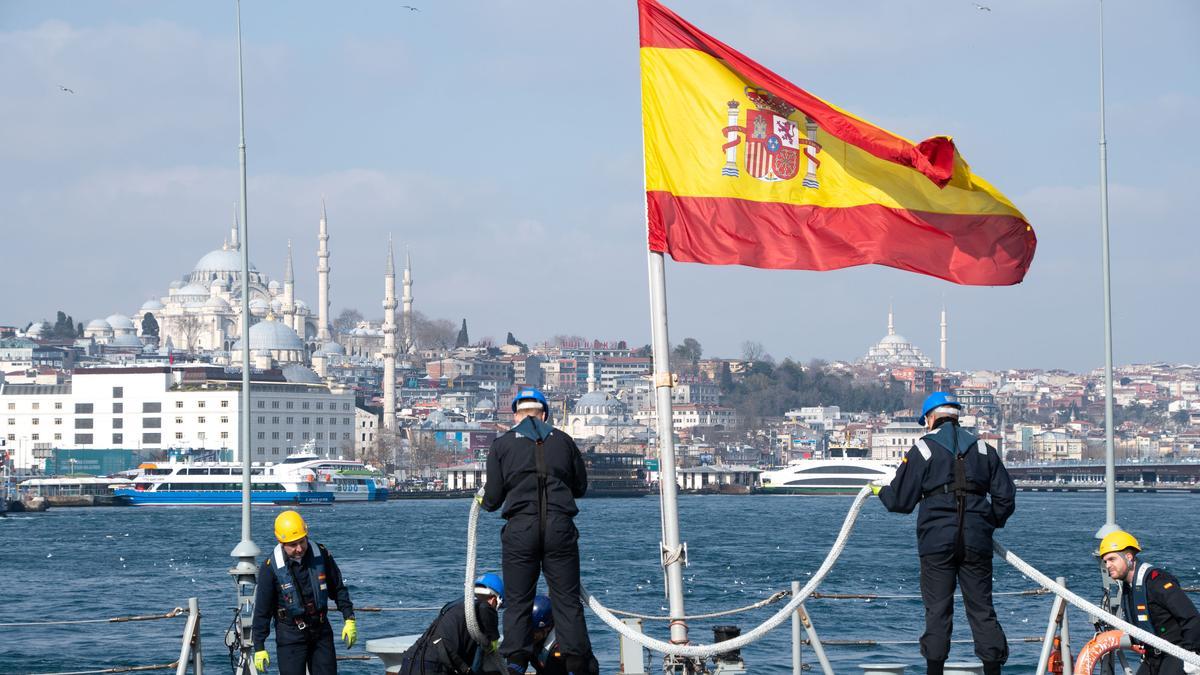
[274,510,308,544]
[1097,530,1140,557]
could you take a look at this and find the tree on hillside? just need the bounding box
[412,311,457,350]
[506,332,528,351]
[333,308,364,336]
[76,322,84,337]
[142,313,160,337]
[455,319,470,348]
[52,311,78,338]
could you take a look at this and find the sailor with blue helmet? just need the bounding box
[527,595,600,675]
[480,387,595,674]
[874,392,1016,675]
[397,574,504,674]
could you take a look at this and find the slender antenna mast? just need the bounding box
[1096,0,1119,539]
[229,1,261,672]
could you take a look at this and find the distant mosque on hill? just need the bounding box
[859,306,949,369]
[75,204,416,377]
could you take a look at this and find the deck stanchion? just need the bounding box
[796,597,833,675]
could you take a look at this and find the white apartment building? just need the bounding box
[635,404,738,431]
[355,406,380,459]
[871,421,926,461]
[1,365,355,470]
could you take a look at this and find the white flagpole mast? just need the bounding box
[647,251,690,655]
[229,1,261,672]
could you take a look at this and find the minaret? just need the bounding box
[587,360,597,393]
[381,237,398,431]
[282,240,296,333]
[887,304,895,336]
[316,200,331,342]
[940,306,948,370]
[230,202,240,250]
[402,249,414,354]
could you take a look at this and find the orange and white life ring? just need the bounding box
[1074,630,1131,675]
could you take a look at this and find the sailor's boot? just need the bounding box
[982,661,1003,675]
[926,660,945,675]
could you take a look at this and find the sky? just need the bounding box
[2,0,1197,372]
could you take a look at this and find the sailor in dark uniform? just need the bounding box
[398,574,503,675]
[252,510,356,675]
[480,387,594,674]
[874,392,1016,675]
[1099,530,1200,674]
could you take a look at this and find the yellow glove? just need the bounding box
[489,639,500,653]
[869,481,883,496]
[341,618,358,649]
[474,494,484,506]
[254,650,270,672]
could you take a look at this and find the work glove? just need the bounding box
[1183,662,1199,674]
[341,618,358,648]
[475,493,484,506]
[868,480,883,496]
[489,639,500,653]
[253,649,270,672]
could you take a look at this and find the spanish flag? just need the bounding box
[640,0,1036,285]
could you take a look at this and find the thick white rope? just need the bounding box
[578,486,871,658]
[464,489,487,646]
[994,541,1200,667]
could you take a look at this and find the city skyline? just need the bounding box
[3,0,1197,372]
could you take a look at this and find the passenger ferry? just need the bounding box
[115,451,389,506]
[758,448,897,495]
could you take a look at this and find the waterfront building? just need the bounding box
[870,420,926,461]
[0,365,354,470]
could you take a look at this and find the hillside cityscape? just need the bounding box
[2,221,1196,480]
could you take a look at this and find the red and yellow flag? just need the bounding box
[639,0,1036,285]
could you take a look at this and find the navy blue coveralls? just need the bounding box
[252,541,354,675]
[398,598,499,675]
[878,420,1016,668]
[1120,560,1200,675]
[481,416,592,673]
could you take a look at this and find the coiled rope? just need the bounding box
[994,540,1200,667]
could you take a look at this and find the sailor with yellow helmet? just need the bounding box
[252,510,358,674]
[1098,530,1200,674]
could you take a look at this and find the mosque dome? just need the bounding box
[168,280,184,291]
[85,319,113,334]
[106,314,136,332]
[194,248,256,274]
[232,317,304,352]
[575,390,625,415]
[205,296,231,311]
[294,299,309,311]
[249,298,271,317]
[175,283,210,300]
[268,280,282,294]
[315,341,345,356]
[861,311,932,368]
[281,364,322,384]
[139,299,164,312]
[474,398,496,412]
[109,334,143,348]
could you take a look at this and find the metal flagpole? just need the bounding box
[229,1,261,672]
[646,251,690,660]
[1095,0,1120,541]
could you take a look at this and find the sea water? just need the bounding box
[2,492,1197,673]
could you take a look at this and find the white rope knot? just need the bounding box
[660,542,686,568]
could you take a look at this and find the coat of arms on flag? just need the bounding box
[721,87,821,187]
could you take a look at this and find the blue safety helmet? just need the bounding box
[511,387,549,413]
[531,595,554,630]
[475,573,505,605]
[919,391,962,422]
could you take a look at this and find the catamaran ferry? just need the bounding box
[115,451,389,506]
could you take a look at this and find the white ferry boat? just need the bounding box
[114,451,389,506]
[759,457,897,495]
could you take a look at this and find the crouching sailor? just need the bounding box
[1098,530,1200,674]
[398,573,503,674]
[528,595,599,675]
[253,510,357,674]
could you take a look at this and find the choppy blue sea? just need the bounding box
[2,492,1197,674]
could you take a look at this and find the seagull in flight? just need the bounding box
[400,4,419,10]
[58,85,75,94]
[973,3,992,10]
